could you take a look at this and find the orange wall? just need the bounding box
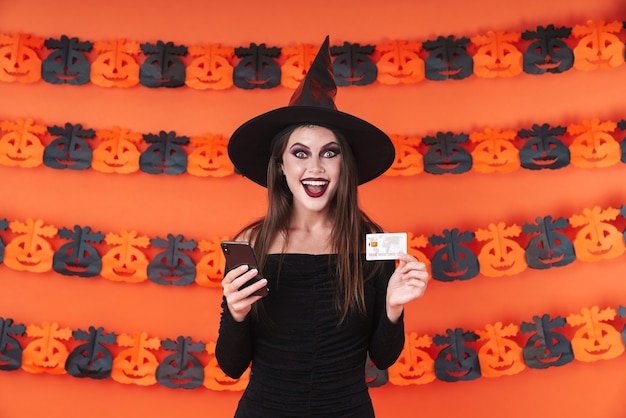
[1,1,626,417]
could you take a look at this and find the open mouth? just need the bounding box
[302,179,329,198]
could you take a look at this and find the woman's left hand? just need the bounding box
[386,253,429,322]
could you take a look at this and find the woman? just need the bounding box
[216,37,429,417]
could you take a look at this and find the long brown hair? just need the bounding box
[236,124,384,322]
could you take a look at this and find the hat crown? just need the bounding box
[288,36,337,110]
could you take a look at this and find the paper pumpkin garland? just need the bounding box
[422,132,473,174]
[518,124,570,170]
[430,229,480,282]
[0,219,6,264]
[522,25,574,75]
[572,21,625,71]
[423,35,473,81]
[195,236,229,288]
[385,134,424,176]
[22,322,72,375]
[92,127,143,174]
[569,206,625,262]
[42,35,93,85]
[139,131,189,175]
[0,118,47,168]
[476,323,526,378]
[375,40,425,85]
[101,230,150,283]
[147,234,197,286]
[567,307,625,362]
[43,123,95,170]
[0,317,26,371]
[523,216,576,269]
[568,119,621,168]
[433,328,481,382]
[471,31,523,78]
[388,332,436,386]
[364,352,389,388]
[156,336,205,389]
[280,43,318,89]
[3,219,57,273]
[521,315,574,369]
[475,223,528,277]
[52,225,105,278]
[112,331,160,386]
[91,39,141,88]
[233,43,281,89]
[185,43,235,90]
[139,41,187,88]
[187,134,234,177]
[0,33,44,83]
[470,128,521,173]
[203,341,249,391]
[330,42,378,86]
[65,326,116,379]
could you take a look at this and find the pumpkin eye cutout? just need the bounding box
[521,315,574,369]
[570,206,625,262]
[22,322,72,375]
[522,25,574,75]
[433,328,481,382]
[331,42,378,87]
[4,219,57,273]
[0,118,47,168]
[572,21,625,71]
[156,337,205,389]
[188,134,234,178]
[0,34,43,84]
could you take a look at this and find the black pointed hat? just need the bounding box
[228,36,395,187]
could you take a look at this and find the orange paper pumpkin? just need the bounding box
[407,233,432,276]
[471,31,523,78]
[186,44,234,90]
[385,134,423,176]
[280,43,318,89]
[572,21,625,71]
[375,40,425,85]
[568,119,621,168]
[388,332,435,385]
[91,39,140,88]
[476,222,527,277]
[0,33,43,83]
[0,118,47,168]
[111,332,160,385]
[92,127,142,174]
[567,306,625,362]
[101,230,150,283]
[22,322,71,374]
[204,341,249,391]
[569,206,625,262]
[187,134,234,177]
[477,322,525,378]
[470,128,520,173]
[4,219,57,273]
[195,236,229,288]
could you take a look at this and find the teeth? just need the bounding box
[302,180,327,186]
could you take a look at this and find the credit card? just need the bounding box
[366,232,408,261]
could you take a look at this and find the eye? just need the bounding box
[293,149,308,158]
[321,147,340,158]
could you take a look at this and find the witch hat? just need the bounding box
[228,36,394,187]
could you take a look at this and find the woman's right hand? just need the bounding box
[222,264,268,322]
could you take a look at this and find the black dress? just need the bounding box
[216,254,405,418]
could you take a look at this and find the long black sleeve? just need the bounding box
[215,297,253,379]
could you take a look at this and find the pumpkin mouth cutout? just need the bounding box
[169,376,194,385]
[483,159,511,168]
[584,244,613,257]
[488,361,515,371]
[63,263,90,273]
[111,267,139,277]
[159,272,184,282]
[54,158,80,166]
[436,161,461,170]
[584,56,613,66]
[437,67,463,76]
[397,370,426,380]
[102,74,129,82]
[214,377,243,386]
[537,252,565,264]
[442,265,469,277]
[489,261,516,272]
[194,76,224,84]
[583,345,612,356]
[445,367,472,378]
[52,72,81,81]
[387,70,415,78]
[6,153,30,161]
[535,353,563,363]
[485,64,512,72]
[15,257,42,267]
[243,77,270,85]
[581,153,608,162]
[3,69,30,77]
[531,156,558,166]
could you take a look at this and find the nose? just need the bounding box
[307,155,325,173]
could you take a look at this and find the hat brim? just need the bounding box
[228,105,395,187]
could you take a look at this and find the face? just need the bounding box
[281,126,342,214]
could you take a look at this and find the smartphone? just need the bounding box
[220,241,269,297]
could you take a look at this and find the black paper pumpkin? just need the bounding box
[233,43,281,89]
[65,326,116,379]
[522,25,574,74]
[429,229,479,281]
[365,352,388,388]
[147,234,197,286]
[423,35,473,81]
[330,42,377,86]
[139,131,189,175]
[521,315,573,369]
[52,225,105,277]
[433,328,481,382]
[156,336,205,389]
[43,123,95,170]
[42,35,93,85]
[618,305,626,343]
[139,41,188,88]
[617,120,626,163]
[518,123,570,170]
[523,216,575,269]
[423,132,472,174]
[0,218,7,264]
[0,317,26,371]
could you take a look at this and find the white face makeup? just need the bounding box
[281,125,342,214]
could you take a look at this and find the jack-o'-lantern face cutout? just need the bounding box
[376,40,424,85]
[434,328,481,382]
[0,318,26,371]
[472,31,523,78]
[139,131,189,175]
[186,44,234,90]
[52,225,104,278]
[573,21,625,71]
[195,237,229,288]
[91,39,140,88]
[521,315,573,369]
[0,33,43,83]
[112,332,160,386]
[92,127,142,174]
[204,342,248,391]
[22,322,72,375]
[0,118,47,168]
[147,234,197,286]
[188,134,234,177]
[430,229,479,282]
[570,206,625,262]
[523,216,575,269]
[385,135,423,176]
[423,36,473,80]
[522,25,574,74]
[331,42,378,87]
[407,233,432,276]
[365,352,388,387]
[140,41,187,88]
[42,35,93,85]
[388,333,435,385]
[470,128,521,173]
[568,119,621,168]
[476,223,527,277]
[423,132,472,174]
[477,323,525,378]
[4,219,57,273]
[43,123,95,171]
[65,327,115,379]
[280,43,318,89]
[518,123,570,170]
[156,337,205,389]
[233,43,281,89]
[101,230,150,283]
[567,307,625,362]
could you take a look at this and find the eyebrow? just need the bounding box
[288,141,339,150]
